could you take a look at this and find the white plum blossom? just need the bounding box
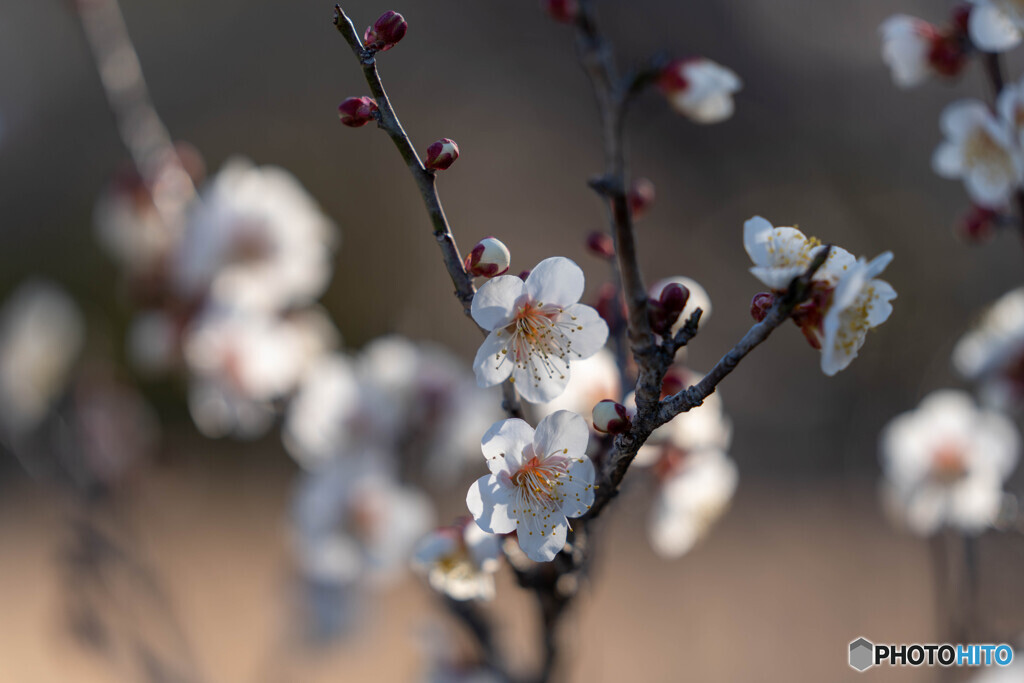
[184,305,337,439]
[998,77,1024,148]
[933,100,1022,208]
[173,157,337,311]
[127,310,181,376]
[819,252,897,376]
[284,353,364,470]
[467,411,595,562]
[953,287,1024,409]
[472,257,609,403]
[968,0,1024,53]
[880,15,937,88]
[649,449,738,558]
[0,281,85,435]
[658,58,742,124]
[880,390,1019,535]
[413,522,502,601]
[743,216,855,291]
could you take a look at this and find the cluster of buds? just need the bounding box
[648,282,690,336]
[363,10,408,52]
[425,138,459,171]
[592,399,631,435]
[542,0,578,23]
[880,5,971,88]
[464,237,510,278]
[338,96,378,127]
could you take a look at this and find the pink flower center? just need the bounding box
[931,445,968,484]
[511,453,570,511]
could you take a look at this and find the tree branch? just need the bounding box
[980,51,1024,246]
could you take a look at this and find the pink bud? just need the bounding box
[628,178,656,219]
[425,138,459,171]
[592,399,631,435]
[586,231,615,259]
[464,237,511,277]
[958,205,998,244]
[338,96,378,127]
[657,59,693,96]
[750,292,774,322]
[364,10,408,52]
[542,0,578,23]
[648,282,690,336]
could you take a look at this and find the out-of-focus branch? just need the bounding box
[980,51,1024,245]
[333,5,524,421]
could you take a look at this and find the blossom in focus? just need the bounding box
[743,216,855,291]
[968,0,1024,53]
[819,252,897,376]
[471,256,609,403]
[953,286,1024,409]
[413,521,502,601]
[658,58,741,124]
[172,158,337,312]
[467,411,594,562]
[184,306,337,439]
[648,449,738,558]
[879,15,967,88]
[880,390,1019,535]
[933,100,1022,209]
[425,139,460,171]
[0,281,85,436]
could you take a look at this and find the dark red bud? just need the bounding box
[628,178,656,219]
[338,96,378,127]
[586,231,615,259]
[649,283,689,335]
[593,399,631,434]
[958,205,998,244]
[425,138,459,171]
[657,58,695,95]
[364,10,408,51]
[750,292,774,322]
[928,34,967,77]
[542,0,579,23]
[517,270,531,281]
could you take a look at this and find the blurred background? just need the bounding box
[2,0,1024,681]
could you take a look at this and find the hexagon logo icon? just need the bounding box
[849,637,874,672]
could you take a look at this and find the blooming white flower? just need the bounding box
[471,257,609,403]
[880,15,936,88]
[184,305,337,439]
[933,100,1022,208]
[173,157,337,311]
[968,0,1024,53]
[880,390,1019,535]
[743,216,855,291]
[819,252,896,376]
[999,77,1024,149]
[649,276,712,333]
[127,310,180,376]
[467,411,595,562]
[649,449,738,558]
[413,522,502,601]
[953,287,1024,409]
[0,281,84,435]
[658,58,742,124]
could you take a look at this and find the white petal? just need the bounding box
[742,215,774,266]
[515,510,568,562]
[480,418,535,474]
[473,329,515,388]
[533,410,590,460]
[932,142,964,178]
[969,3,1023,53]
[940,100,991,141]
[866,279,897,326]
[557,303,609,359]
[467,475,517,534]
[558,457,596,518]
[525,257,585,307]
[512,354,571,403]
[471,275,525,330]
[965,166,1014,207]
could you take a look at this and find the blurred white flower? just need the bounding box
[413,522,502,601]
[743,216,855,291]
[535,348,620,428]
[184,305,337,439]
[471,257,609,403]
[968,0,1024,53]
[933,100,1022,208]
[648,449,738,558]
[966,654,1024,682]
[94,168,179,277]
[880,390,1019,535]
[954,287,1024,408]
[126,309,181,376]
[173,157,337,311]
[880,15,937,88]
[467,411,594,562]
[658,58,741,124]
[819,252,897,376]
[0,281,84,435]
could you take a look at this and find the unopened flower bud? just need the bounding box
[750,292,774,322]
[425,138,459,171]
[648,282,689,335]
[464,237,511,277]
[658,57,741,124]
[586,231,615,259]
[958,205,998,244]
[592,399,631,434]
[543,0,578,23]
[338,96,378,127]
[628,178,656,218]
[364,10,408,51]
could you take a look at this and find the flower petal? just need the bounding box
[481,417,535,474]
[473,328,515,388]
[558,457,596,518]
[525,257,585,307]
[471,275,525,330]
[969,3,1023,53]
[533,410,590,460]
[512,354,571,403]
[742,216,774,266]
[467,474,517,534]
[514,509,568,562]
[557,303,609,360]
